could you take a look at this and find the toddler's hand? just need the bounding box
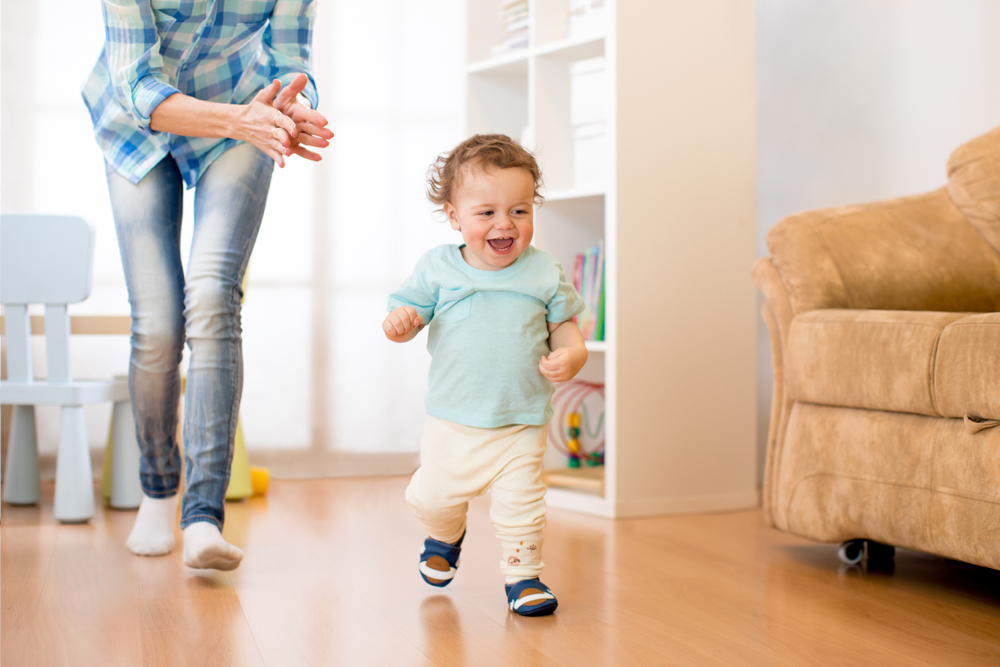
[539,346,585,382]
[383,306,424,342]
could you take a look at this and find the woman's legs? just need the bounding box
[109,142,273,567]
[180,142,273,569]
[107,156,186,556]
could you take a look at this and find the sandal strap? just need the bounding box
[419,561,456,581]
[510,592,555,611]
[505,577,553,601]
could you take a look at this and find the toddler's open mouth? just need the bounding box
[487,237,515,253]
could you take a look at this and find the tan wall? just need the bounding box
[614,0,758,514]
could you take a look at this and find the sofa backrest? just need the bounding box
[766,187,1000,315]
[948,125,1000,254]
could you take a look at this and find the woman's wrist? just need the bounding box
[150,93,245,140]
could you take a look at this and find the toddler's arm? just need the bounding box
[383,306,424,343]
[539,321,588,382]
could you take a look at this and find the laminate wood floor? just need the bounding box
[2,476,998,666]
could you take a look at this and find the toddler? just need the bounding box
[383,134,588,616]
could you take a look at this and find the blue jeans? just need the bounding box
[106,142,273,529]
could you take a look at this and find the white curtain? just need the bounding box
[0,0,464,477]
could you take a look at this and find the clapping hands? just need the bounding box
[272,73,334,162]
[244,74,334,167]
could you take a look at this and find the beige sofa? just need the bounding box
[753,127,1000,570]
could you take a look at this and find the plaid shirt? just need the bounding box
[83,0,318,188]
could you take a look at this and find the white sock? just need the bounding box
[126,493,179,556]
[183,521,244,571]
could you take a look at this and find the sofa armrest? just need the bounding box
[766,188,1000,315]
[751,258,793,346]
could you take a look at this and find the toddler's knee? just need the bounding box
[406,485,458,519]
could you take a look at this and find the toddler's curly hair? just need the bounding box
[427,134,544,209]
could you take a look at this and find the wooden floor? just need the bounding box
[2,477,999,667]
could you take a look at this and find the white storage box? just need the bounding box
[567,0,606,41]
[574,121,606,190]
[569,57,607,127]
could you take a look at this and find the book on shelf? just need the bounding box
[490,0,531,57]
[572,241,605,342]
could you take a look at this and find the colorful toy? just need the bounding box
[549,380,605,467]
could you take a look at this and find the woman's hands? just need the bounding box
[147,75,331,167]
[272,73,334,162]
[383,306,424,343]
[236,79,300,168]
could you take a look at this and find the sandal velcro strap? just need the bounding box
[419,531,464,588]
[505,578,558,616]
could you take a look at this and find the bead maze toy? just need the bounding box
[550,380,605,468]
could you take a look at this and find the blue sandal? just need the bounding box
[506,578,558,616]
[419,531,465,587]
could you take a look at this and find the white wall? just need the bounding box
[1,0,463,476]
[755,0,1000,481]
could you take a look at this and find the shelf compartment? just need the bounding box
[533,195,604,278]
[534,0,607,50]
[466,59,529,139]
[467,0,525,63]
[534,41,608,191]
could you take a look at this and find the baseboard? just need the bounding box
[613,489,760,518]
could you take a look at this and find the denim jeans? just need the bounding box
[106,142,273,529]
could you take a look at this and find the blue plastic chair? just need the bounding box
[1,213,140,522]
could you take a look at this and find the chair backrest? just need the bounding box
[1,214,96,384]
[1,213,95,305]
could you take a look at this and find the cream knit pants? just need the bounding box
[406,415,547,584]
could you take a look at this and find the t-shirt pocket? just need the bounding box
[435,287,474,323]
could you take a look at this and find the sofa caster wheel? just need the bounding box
[838,539,865,565]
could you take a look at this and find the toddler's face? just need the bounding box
[444,165,534,271]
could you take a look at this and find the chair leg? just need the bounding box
[3,405,41,506]
[53,405,95,523]
[109,401,142,510]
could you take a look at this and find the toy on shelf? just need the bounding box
[550,380,605,468]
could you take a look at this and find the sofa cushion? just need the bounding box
[785,310,969,416]
[948,125,1000,254]
[933,312,1000,421]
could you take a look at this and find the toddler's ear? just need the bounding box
[443,202,461,231]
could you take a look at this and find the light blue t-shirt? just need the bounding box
[388,244,586,428]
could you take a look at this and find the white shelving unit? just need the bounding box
[464,0,759,518]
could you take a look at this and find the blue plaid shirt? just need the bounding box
[83,0,319,188]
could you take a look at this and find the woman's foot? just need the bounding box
[126,494,179,556]
[506,578,558,616]
[183,522,243,571]
[419,531,465,587]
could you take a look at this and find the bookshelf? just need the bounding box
[464,0,759,518]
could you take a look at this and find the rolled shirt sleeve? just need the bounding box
[258,0,319,108]
[388,254,438,326]
[545,264,586,323]
[102,0,179,133]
